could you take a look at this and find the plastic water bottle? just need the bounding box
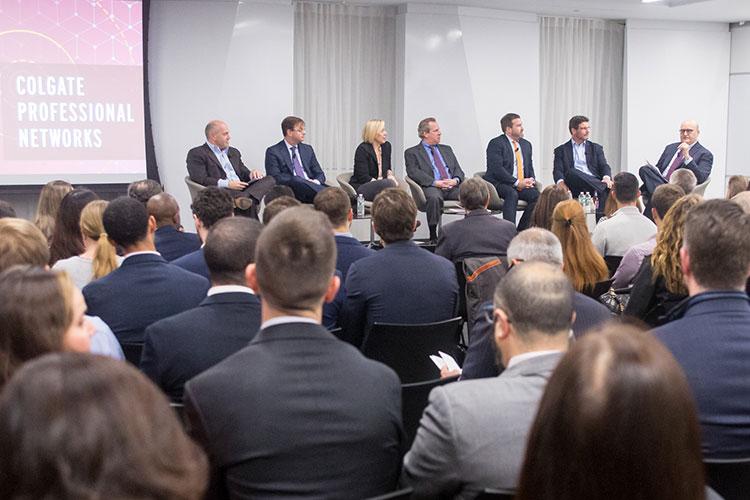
[578,192,585,206]
[356,194,365,218]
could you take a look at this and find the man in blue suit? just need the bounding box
[485,113,539,230]
[265,115,327,203]
[82,197,209,344]
[148,193,201,261]
[652,200,750,460]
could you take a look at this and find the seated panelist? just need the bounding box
[350,119,398,201]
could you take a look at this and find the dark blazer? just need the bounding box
[553,140,611,183]
[82,253,209,344]
[140,291,262,402]
[351,141,393,189]
[653,292,750,459]
[172,248,209,280]
[404,142,465,187]
[341,240,459,348]
[485,134,535,186]
[335,234,375,280]
[187,143,251,187]
[435,210,517,262]
[184,322,404,499]
[154,225,201,262]
[654,141,713,184]
[624,259,686,327]
[265,140,326,185]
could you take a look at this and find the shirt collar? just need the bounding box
[506,349,564,369]
[207,141,228,155]
[123,250,160,261]
[570,138,586,148]
[284,139,297,150]
[261,315,319,330]
[207,285,255,296]
[335,231,355,238]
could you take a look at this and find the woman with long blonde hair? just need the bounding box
[350,119,397,201]
[34,180,73,244]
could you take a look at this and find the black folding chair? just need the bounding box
[704,458,750,500]
[120,342,144,366]
[401,375,459,449]
[604,255,623,277]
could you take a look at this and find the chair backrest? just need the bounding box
[704,458,750,500]
[363,487,414,500]
[582,278,615,299]
[603,255,623,277]
[475,488,516,499]
[120,342,144,366]
[184,175,206,202]
[455,261,468,322]
[362,317,464,383]
[401,375,458,449]
[404,176,427,211]
[463,256,508,332]
[693,176,711,196]
[336,172,358,198]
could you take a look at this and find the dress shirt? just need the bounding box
[571,139,595,177]
[122,250,161,261]
[207,285,256,296]
[285,140,310,180]
[505,349,563,370]
[260,315,318,330]
[421,141,455,185]
[335,231,355,238]
[612,236,657,289]
[661,142,698,177]
[505,135,521,187]
[207,141,240,188]
[591,206,657,257]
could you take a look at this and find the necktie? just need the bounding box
[291,146,306,178]
[664,151,684,180]
[513,140,524,186]
[431,145,450,180]
[219,151,239,181]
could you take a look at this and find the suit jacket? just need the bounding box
[140,291,262,402]
[402,352,564,498]
[404,142,465,187]
[154,225,201,262]
[335,234,375,280]
[435,210,517,262]
[265,140,326,185]
[82,253,209,344]
[654,141,713,184]
[184,322,403,499]
[653,291,750,460]
[187,143,251,187]
[485,134,535,186]
[341,240,459,348]
[553,140,611,183]
[172,248,209,280]
[351,141,393,189]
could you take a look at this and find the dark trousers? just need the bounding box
[494,183,540,230]
[423,185,460,237]
[225,176,276,219]
[285,176,327,203]
[639,165,668,221]
[356,179,397,201]
[564,169,609,216]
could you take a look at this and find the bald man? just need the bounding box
[187,120,275,218]
[148,193,201,261]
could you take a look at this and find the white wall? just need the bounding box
[624,19,730,199]
[727,24,750,179]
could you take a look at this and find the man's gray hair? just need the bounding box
[507,228,563,266]
[669,169,697,194]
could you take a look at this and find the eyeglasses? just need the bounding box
[480,303,512,325]
[679,129,695,134]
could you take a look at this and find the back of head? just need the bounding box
[507,228,563,266]
[147,193,180,228]
[726,175,749,200]
[731,191,750,214]
[651,184,684,220]
[0,352,207,499]
[372,188,416,243]
[0,200,16,219]
[458,177,489,211]
[34,180,73,241]
[0,218,49,272]
[651,194,702,295]
[263,185,295,205]
[103,196,149,249]
[80,200,118,280]
[190,187,234,229]
[531,185,570,230]
[683,199,750,290]
[314,187,351,228]
[669,169,697,194]
[612,172,639,204]
[517,324,704,500]
[127,179,163,205]
[49,188,99,264]
[204,217,263,285]
[262,196,301,225]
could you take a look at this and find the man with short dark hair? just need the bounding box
[127,179,163,205]
[83,197,209,344]
[485,113,539,229]
[141,217,263,402]
[403,261,572,496]
[592,172,656,257]
[148,193,201,261]
[435,177,517,262]
[185,207,403,498]
[262,195,301,225]
[262,184,295,206]
[341,188,458,347]
[653,199,750,460]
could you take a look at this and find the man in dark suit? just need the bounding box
[485,113,539,229]
[172,187,234,280]
[404,117,465,242]
[553,115,612,209]
[186,120,275,217]
[341,188,459,348]
[141,217,262,402]
[184,207,403,499]
[436,177,517,263]
[82,197,209,344]
[264,115,327,203]
[148,193,201,261]
[653,200,750,460]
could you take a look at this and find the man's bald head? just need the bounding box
[147,193,180,228]
[205,120,231,150]
[680,119,700,145]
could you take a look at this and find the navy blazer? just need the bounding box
[265,140,326,185]
[553,140,611,183]
[140,291,262,402]
[172,248,209,280]
[351,142,393,189]
[154,225,201,262]
[485,134,535,186]
[184,322,403,499]
[654,141,713,184]
[335,234,375,280]
[187,143,252,187]
[82,253,209,344]
[404,143,465,188]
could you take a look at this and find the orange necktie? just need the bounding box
[513,140,524,189]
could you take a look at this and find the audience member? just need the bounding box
[148,193,201,261]
[172,187,234,279]
[351,119,398,201]
[732,190,750,213]
[551,200,608,293]
[669,167,697,195]
[612,184,683,288]
[530,184,569,230]
[592,172,656,257]
[516,325,708,500]
[435,177,517,262]
[127,178,163,205]
[185,207,402,498]
[34,179,73,243]
[404,117,465,241]
[83,197,209,344]
[141,217,263,402]
[625,194,701,326]
[341,188,458,347]
[262,195,301,225]
[726,174,748,199]
[403,262,572,497]
[48,188,99,265]
[262,184,295,206]
[0,200,16,218]
[53,200,121,289]
[652,199,750,459]
[0,353,207,499]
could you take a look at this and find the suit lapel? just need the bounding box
[278,141,294,175]
[226,148,241,178]
[565,142,574,171]
[203,143,226,179]
[417,143,433,174]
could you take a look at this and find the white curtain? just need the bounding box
[540,17,624,183]
[294,2,397,179]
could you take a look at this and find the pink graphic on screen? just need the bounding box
[0,0,146,183]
